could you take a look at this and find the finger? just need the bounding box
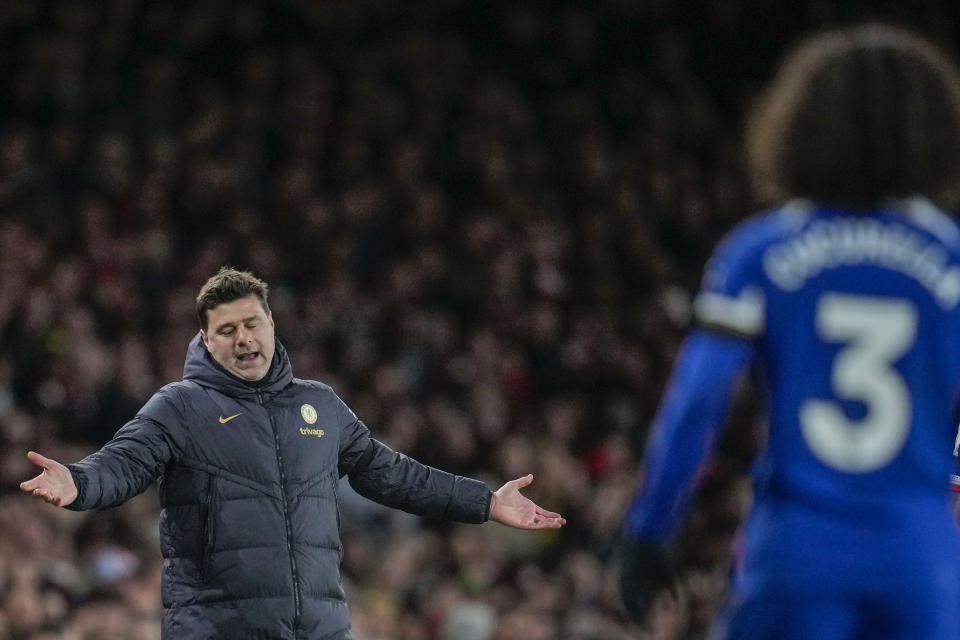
[533,510,563,521]
[34,488,56,502]
[513,474,534,489]
[35,489,62,506]
[19,476,43,492]
[535,505,562,518]
[529,514,565,528]
[26,451,53,469]
[530,518,564,529]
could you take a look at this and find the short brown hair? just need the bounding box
[746,23,960,209]
[196,267,270,330]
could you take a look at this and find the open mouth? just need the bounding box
[237,352,260,363]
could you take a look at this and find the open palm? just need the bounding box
[20,451,78,507]
[489,474,565,530]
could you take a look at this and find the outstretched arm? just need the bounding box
[335,392,566,528]
[489,474,565,530]
[21,389,185,511]
[20,451,78,507]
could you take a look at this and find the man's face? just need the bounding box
[201,294,276,382]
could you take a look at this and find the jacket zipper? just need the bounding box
[201,474,216,582]
[259,389,302,634]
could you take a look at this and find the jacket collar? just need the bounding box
[182,333,293,397]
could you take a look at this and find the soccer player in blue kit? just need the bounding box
[620,24,960,640]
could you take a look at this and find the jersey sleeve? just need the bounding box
[692,222,768,340]
[622,331,753,542]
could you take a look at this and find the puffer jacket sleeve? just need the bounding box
[336,396,492,524]
[66,386,187,511]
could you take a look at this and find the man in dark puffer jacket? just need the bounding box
[21,267,566,639]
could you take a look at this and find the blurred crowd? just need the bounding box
[0,1,957,639]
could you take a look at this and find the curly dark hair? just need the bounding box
[196,267,271,330]
[746,23,960,209]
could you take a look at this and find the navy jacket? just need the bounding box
[67,335,492,639]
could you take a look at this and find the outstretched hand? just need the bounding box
[489,474,565,529]
[19,451,78,507]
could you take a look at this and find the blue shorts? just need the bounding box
[710,587,960,640]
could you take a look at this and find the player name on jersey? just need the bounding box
[763,216,960,309]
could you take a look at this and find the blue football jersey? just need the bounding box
[625,198,960,599]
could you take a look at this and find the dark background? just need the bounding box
[1,2,957,639]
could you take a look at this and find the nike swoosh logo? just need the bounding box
[219,414,241,424]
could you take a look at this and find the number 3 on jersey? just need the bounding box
[800,293,918,473]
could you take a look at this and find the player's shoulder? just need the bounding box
[717,199,814,259]
[701,200,813,292]
[893,197,960,253]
